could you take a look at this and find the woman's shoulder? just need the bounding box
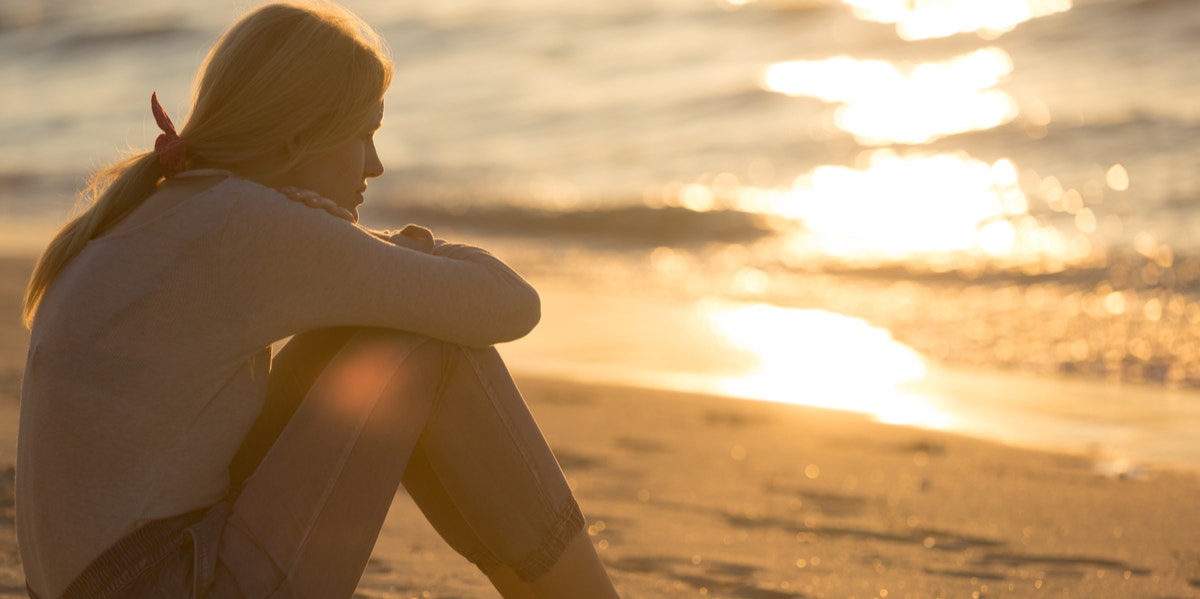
[210,175,287,207]
[216,176,331,222]
[213,176,361,245]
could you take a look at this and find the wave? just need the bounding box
[800,249,1200,293]
[69,24,191,48]
[1,14,203,56]
[933,113,1200,151]
[371,202,781,247]
[367,191,1200,295]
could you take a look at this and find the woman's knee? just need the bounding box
[233,327,362,487]
[262,329,452,433]
[272,327,359,381]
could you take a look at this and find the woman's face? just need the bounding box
[279,102,384,222]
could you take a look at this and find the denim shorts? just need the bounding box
[35,500,230,599]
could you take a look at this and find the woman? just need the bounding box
[17,2,620,598]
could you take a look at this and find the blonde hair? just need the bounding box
[22,1,392,327]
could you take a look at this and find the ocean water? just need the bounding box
[3,0,1200,460]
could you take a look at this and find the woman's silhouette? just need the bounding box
[17,2,618,597]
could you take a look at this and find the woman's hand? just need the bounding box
[390,224,436,254]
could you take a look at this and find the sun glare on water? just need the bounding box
[751,0,1086,266]
[703,300,949,428]
[789,151,1024,258]
[728,150,1079,264]
[839,0,1073,41]
[763,48,1017,145]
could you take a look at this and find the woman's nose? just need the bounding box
[365,143,384,178]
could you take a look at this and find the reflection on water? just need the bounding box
[703,300,949,427]
[732,150,1076,264]
[763,48,1017,145]
[840,0,1073,41]
[789,151,1024,258]
[752,0,1094,268]
[749,1,1109,270]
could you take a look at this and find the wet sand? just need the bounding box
[1,256,1199,598]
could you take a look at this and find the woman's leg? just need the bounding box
[215,328,441,597]
[214,329,617,598]
[398,346,619,598]
[228,328,358,491]
[479,533,617,599]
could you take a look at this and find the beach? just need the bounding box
[3,0,1200,596]
[2,256,1199,598]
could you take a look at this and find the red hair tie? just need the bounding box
[151,92,187,178]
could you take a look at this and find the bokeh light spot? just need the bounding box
[1106,164,1130,191]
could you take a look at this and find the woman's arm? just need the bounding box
[219,185,539,349]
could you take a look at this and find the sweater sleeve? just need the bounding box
[218,185,540,348]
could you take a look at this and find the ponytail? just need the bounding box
[22,152,165,328]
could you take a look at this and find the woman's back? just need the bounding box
[19,178,272,593]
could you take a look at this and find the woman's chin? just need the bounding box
[336,198,362,223]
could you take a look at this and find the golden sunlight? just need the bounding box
[839,0,1073,40]
[733,150,1066,261]
[703,301,948,427]
[763,48,1017,144]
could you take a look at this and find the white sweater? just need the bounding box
[16,176,539,596]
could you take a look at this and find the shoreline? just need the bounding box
[505,276,1200,475]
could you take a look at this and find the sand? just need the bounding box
[0,255,1198,598]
